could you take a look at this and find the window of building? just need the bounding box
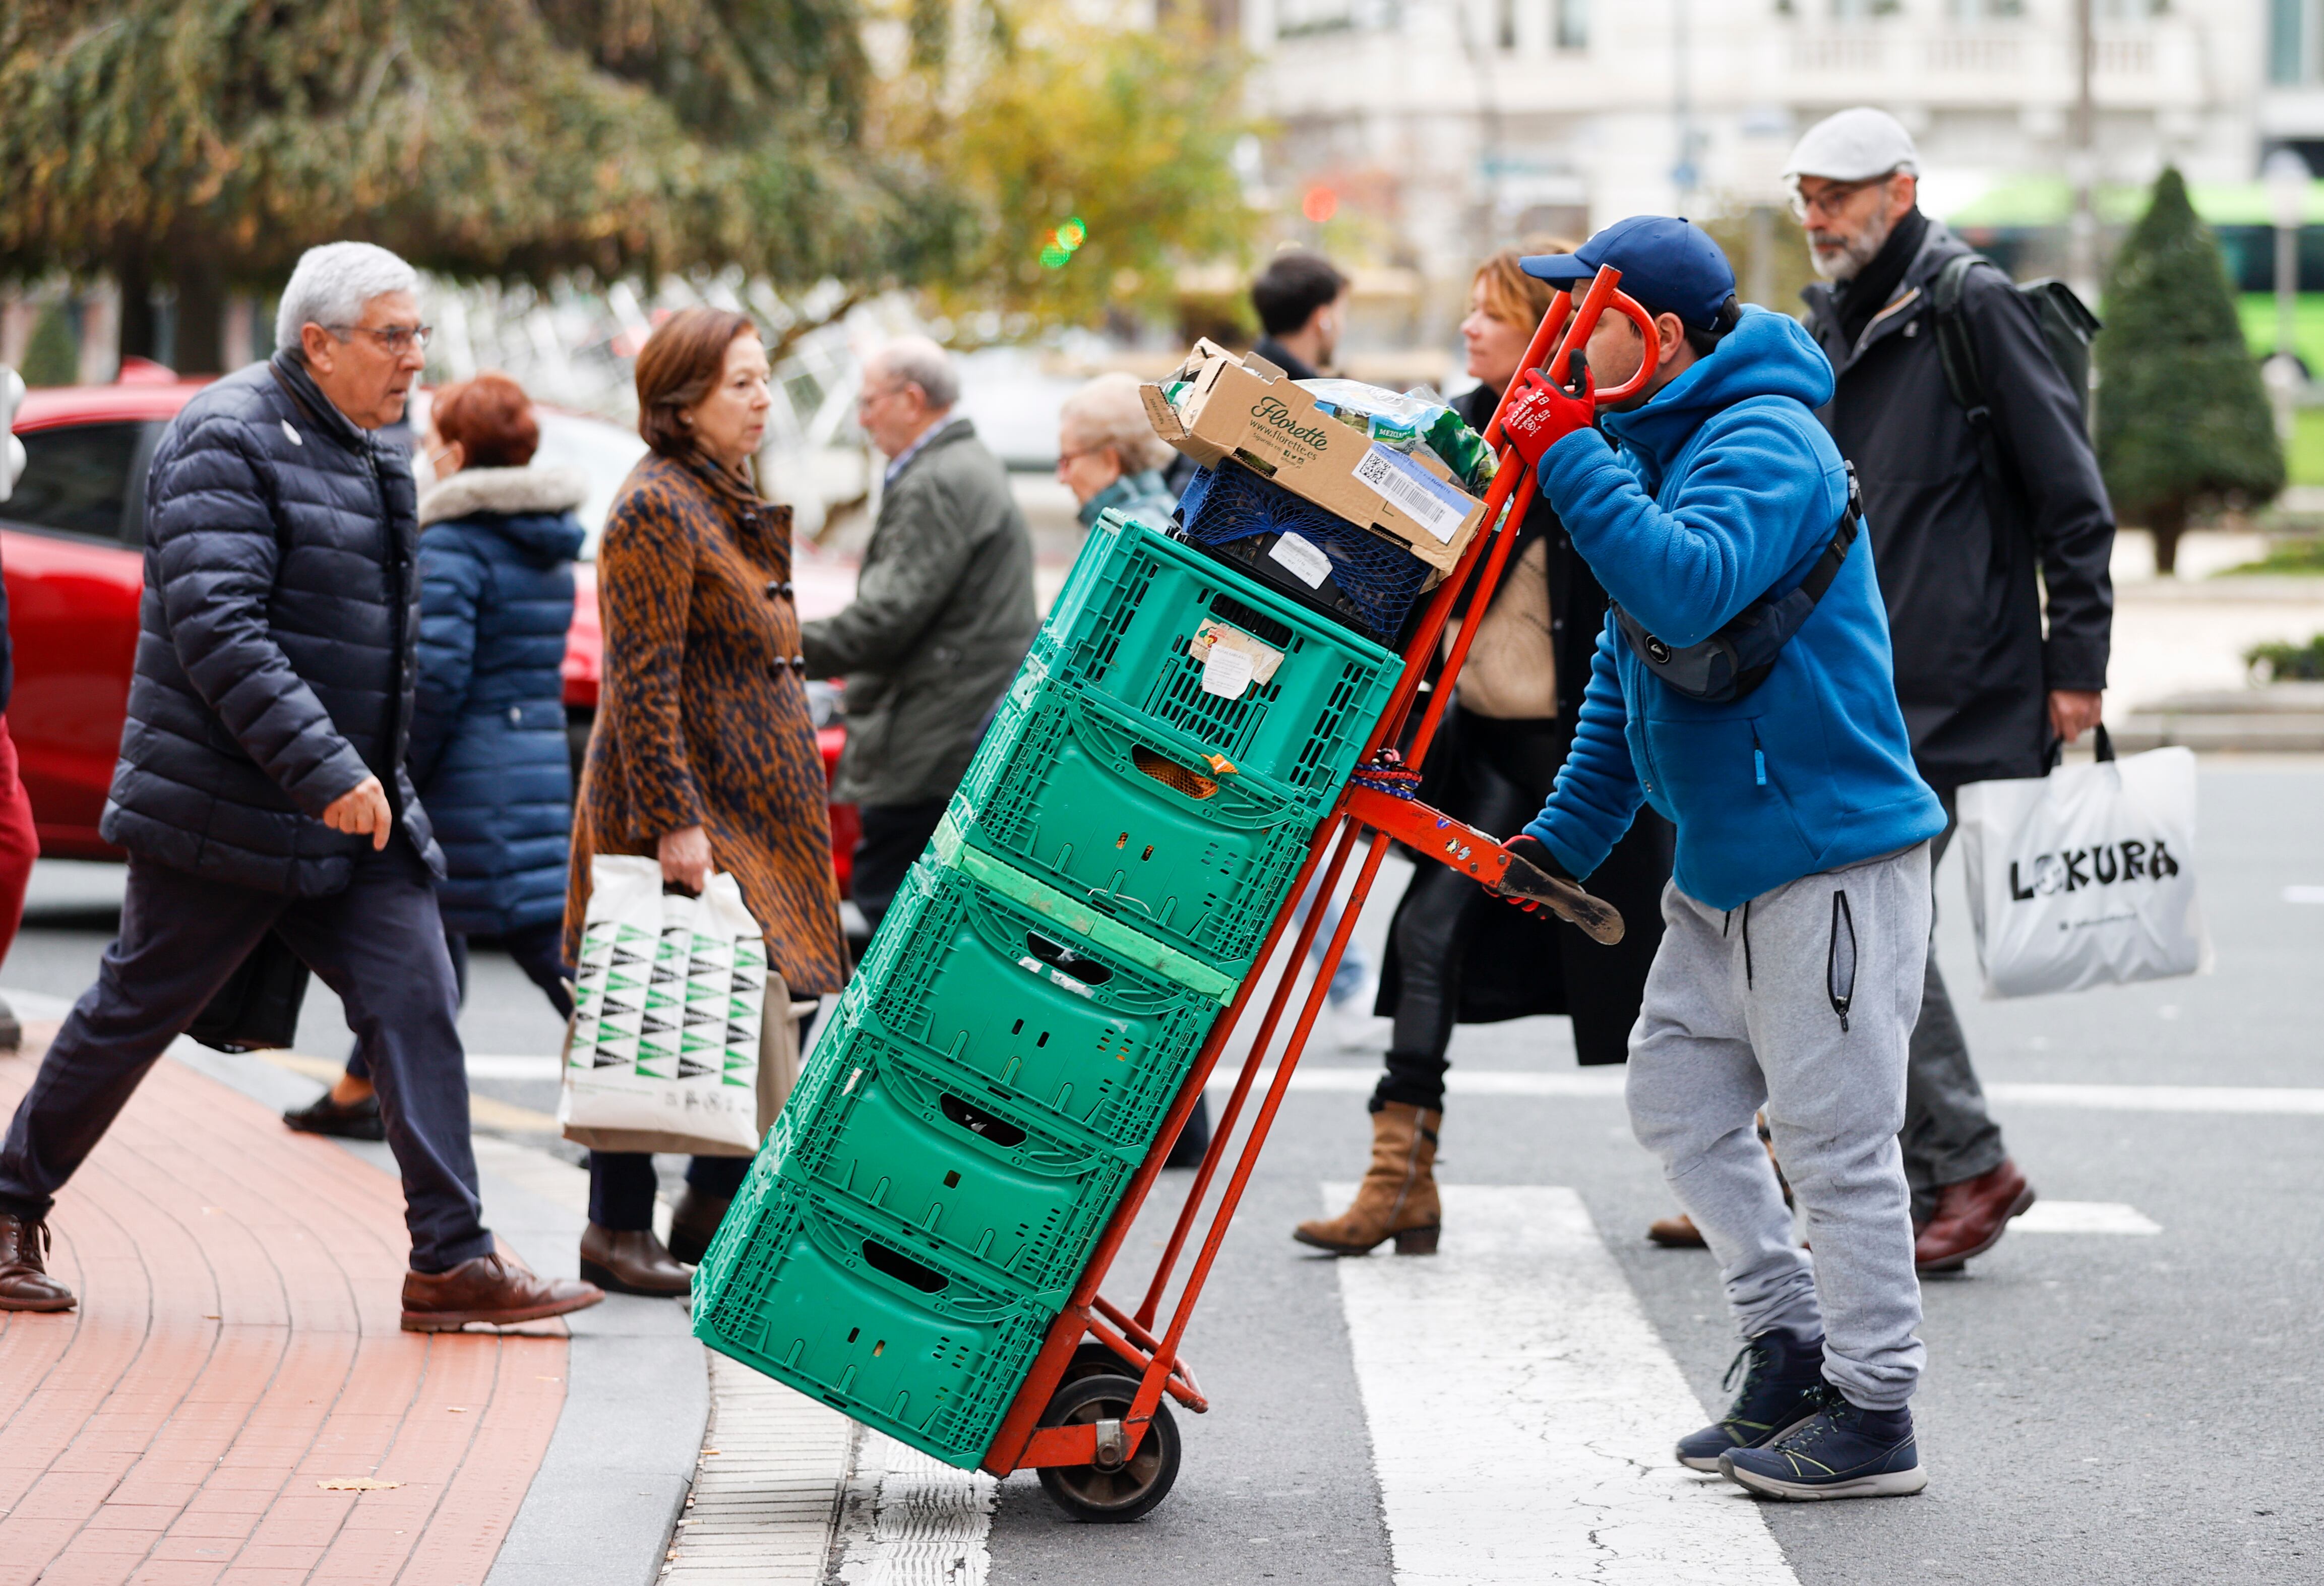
[1946,0,2026,18]
[1498,0,1517,50]
[2275,0,2314,84]
[1831,0,1902,18]
[1555,0,1586,49]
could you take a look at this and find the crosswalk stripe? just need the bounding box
[1228,1067,2324,1115]
[2011,1200,2163,1235]
[1330,1183,1800,1585]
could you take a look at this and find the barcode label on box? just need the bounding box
[1352,444,1472,544]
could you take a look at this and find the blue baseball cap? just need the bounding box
[1521,216,1738,332]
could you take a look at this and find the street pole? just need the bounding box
[2067,0,2098,302]
[2265,148,2310,446]
[1672,0,1697,214]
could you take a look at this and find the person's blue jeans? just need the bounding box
[0,846,492,1273]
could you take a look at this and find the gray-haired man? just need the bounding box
[1789,108,2116,1272]
[0,242,600,1329]
[805,336,1035,931]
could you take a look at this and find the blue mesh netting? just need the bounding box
[1176,462,1428,642]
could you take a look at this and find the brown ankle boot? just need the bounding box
[1294,1103,1442,1255]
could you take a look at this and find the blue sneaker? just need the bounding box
[1720,1389,1928,1500]
[1676,1328,1827,1472]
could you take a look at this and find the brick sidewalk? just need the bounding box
[0,1028,569,1586]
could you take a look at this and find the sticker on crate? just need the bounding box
[1187,618,1282,701]
[562,856,769,1151]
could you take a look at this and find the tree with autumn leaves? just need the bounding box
[0,0,1256,371]
[883,1,1256,333]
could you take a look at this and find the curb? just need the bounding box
[2114,683,2324,752]
[167,1042,710,1586]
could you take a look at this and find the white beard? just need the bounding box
[1808,209,1895,282]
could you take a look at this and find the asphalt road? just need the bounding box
[7,756,2321,1584]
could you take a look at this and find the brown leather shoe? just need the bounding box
[665,1188,731,1268]
[1915,1158,2035,1273]
[401,1251,603,1331]
[1646,1211,1706,1248]
[579,1224,692,1297]
[0,1211,74,1312]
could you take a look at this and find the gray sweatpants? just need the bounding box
[1626,844,1933,1411]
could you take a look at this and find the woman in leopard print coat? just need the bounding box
[565,308,847,1294]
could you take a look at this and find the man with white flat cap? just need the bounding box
[1787,107,2116,1275]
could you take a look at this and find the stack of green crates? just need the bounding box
[692,510,1401,1469]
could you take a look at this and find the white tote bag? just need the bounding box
[558,855,769,1153]
[1956,732,2214,999]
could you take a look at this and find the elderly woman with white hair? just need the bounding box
[1056,371,1179,531]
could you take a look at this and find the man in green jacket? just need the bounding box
[804,336,1037,930]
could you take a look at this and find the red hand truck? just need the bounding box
[981,266,1661,1518]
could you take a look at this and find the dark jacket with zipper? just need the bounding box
[801,418,1036,808]
[1367,385,1670,1060]
[102,351,442,895]
[1802,213,2115,790]
[405,465,587,937]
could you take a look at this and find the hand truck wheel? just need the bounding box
[1034,1373,1181,1522]
[1061,1341,1136,1386]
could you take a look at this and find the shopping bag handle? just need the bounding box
[2046,721,2114,770]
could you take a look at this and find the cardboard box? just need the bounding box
[1141,340,1486,575]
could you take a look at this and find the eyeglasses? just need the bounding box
[1788,177,1885,223]
[328,323,434,354]
[857,382,911,409]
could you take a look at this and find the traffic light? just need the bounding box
[0,365,23,504]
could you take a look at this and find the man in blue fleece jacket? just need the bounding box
[1498,218,1946,1501]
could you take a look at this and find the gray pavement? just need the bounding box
[8,758,2322,1583]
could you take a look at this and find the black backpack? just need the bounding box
[1930,255,2102,470]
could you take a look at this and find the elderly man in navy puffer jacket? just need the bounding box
[0,242,599,1332]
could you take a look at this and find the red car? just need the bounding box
[2,377,855,890]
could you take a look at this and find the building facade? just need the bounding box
[1245,0,2282,330]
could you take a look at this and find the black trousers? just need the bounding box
[1902,792,2008,1219]
[0,846,492,1273]
[1377,750,1541,1113]
[344,918,573,1082]
[850,799,950,934]
[586,1004,821,1232]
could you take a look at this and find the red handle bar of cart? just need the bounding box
[980,267,1655,1488]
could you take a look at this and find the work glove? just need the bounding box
[1499,367,1597,472]
[1492,832,1571,913]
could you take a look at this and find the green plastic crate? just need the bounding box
[946,671,1320,978]
[767,1010,1139,1297]
[847,854,1222,1149]
[1032,511,1400,802]
[692,1172,1050,1470]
